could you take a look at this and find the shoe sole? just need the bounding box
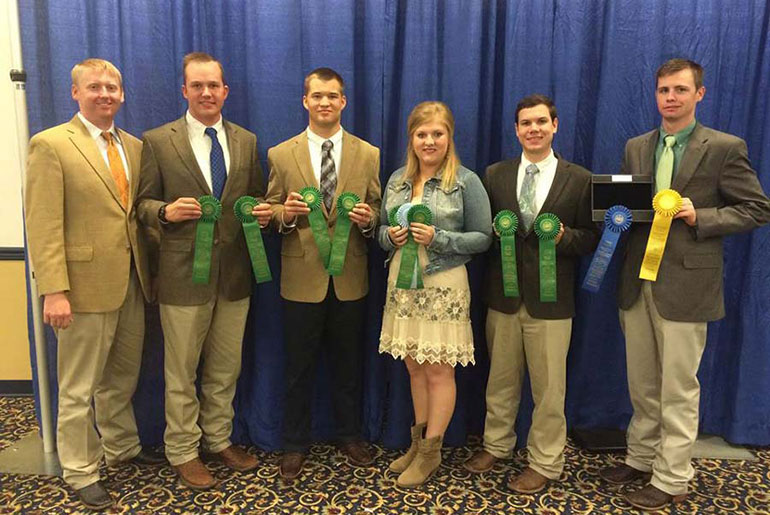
[80,499,114,511]
[177,476,218,491]
[463,461,495,474]
[626,493,687,511]
[397,466,440,488]
[509,481,548,494]
[600,472,652,485]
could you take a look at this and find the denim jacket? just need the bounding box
[377,165,492,274]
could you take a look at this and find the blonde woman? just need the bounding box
[378,101,492,487]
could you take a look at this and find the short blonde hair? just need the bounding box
[71,58,123,88]
[404,101,460,191]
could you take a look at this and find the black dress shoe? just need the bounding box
[130,447,167,466]
[75,481,114,511]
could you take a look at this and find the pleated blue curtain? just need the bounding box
[20,0,770,449]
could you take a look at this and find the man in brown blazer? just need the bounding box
[464,95,599,493]
[25,58,163,510]
[600,59,770,511]
[136,52,271,490]
[264,67,381,479]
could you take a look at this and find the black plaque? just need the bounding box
[591,174,654,222]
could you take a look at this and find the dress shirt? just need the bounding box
[77,112,129,181]
[516,149,558,215]
[307,126,343,184]
[185,110,231,192]
[655,119,697,179]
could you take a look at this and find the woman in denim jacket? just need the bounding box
[378,101,492,487]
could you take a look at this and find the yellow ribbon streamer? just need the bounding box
[639,189,682,281]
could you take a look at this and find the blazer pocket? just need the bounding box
[65,246,93,262]
[161,239,193,252]
[682,253,721,269]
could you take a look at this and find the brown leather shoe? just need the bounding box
[625,484,687,511]
[173,457,217,490]
[463,450,498,473]
[599,463,652,484]
[339,441,374,467]
[508,467,549,494]
[212,445,258,472]
[279,452,306,480]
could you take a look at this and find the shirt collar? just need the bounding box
[186,110,224,136]
[521,149,555,170]
[307,126,343,148]
[659,119,697,147]
[77,112,119,143]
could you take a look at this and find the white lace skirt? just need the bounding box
[379,246,475,367]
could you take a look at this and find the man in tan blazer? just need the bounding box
[264,67,381,480]
[136,53,271,490]
[600,59,770,511]
[25,58,163,511]
[464,95,599,493]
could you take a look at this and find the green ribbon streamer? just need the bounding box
[192,195,222,284]
[534,212,560,302]
[327,192,360,276]
[234,196,272,284]
[396,205,433,289]
[494,210,519,297]
[299,186,331,269]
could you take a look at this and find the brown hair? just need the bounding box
[304,67,345,95]
[403,101,460,191]
[71,58,122,88]
[656,58,704,90]
[515,94,557,124]
[183,52,226,85]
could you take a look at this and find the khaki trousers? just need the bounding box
[56,270,144,490]
[482,307,572,479]
[620,281,707,496]
[160,295,249,466]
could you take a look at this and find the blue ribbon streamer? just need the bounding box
[582,205,632,293]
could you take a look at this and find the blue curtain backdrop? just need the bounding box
[20,0,770,450]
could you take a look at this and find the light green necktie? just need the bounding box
[656,135,676,192]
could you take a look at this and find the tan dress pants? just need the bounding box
[482,306,572,479]
[620,281,707,496]
[160,295,249,466]
[56,270,144,489]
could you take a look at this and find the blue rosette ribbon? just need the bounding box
[582,205,633,293]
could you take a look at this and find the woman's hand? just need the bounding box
[410,222,435,246]
[388,225,409,247]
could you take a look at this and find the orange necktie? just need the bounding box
[102,131,129,208]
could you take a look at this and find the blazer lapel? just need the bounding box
[67,116,124,210]
[535,158,569,235]
[169,118,211,195]
[502,158,523,221]
[672,123,707,192]
[330,130,359,220]
[639,129,658,179]
[221,119,241,203]
[291,132,324,214]
[120,128,140,214]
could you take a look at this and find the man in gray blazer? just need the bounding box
[600,58,770,511]
[136,52,271,490]
[464,94,598,493]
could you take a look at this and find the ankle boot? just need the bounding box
[397,434,443,488]
[389,422,426,473]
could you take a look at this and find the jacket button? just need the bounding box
[214,238,220,245]
[125,244,131,251]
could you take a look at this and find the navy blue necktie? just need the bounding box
[205,127,226,199]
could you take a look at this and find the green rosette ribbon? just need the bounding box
[388,205,401,227]
[533,212,560,302]
[234,196,272,284]
[192,195,222,284]
[494,210,519,297]
[298,186,332,269]
[327,192,361,276]
[396,205,433,290]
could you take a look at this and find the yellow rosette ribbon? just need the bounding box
[639,189,682,281]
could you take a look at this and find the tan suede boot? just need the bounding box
[397,435,443,488]
[389,422,426,473]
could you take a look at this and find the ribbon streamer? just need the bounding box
[639,189,682,281]
[534,212,560,302]
[582,205,632,292]
[327,192,360,276]
[234,196,272,283]
[299,186,332,270]
[192,195,222,284]
[494,210,520,297]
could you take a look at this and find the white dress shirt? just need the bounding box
[517,149,558,215]
[186,111,231,192]
[307,126,343,184]
[78,112,129,181]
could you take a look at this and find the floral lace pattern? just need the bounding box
[385,285,470,322]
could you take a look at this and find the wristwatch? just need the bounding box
[158,204,169,224]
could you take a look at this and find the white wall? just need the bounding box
[0,1,26,249]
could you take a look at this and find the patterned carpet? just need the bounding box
[1,396,768,514]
